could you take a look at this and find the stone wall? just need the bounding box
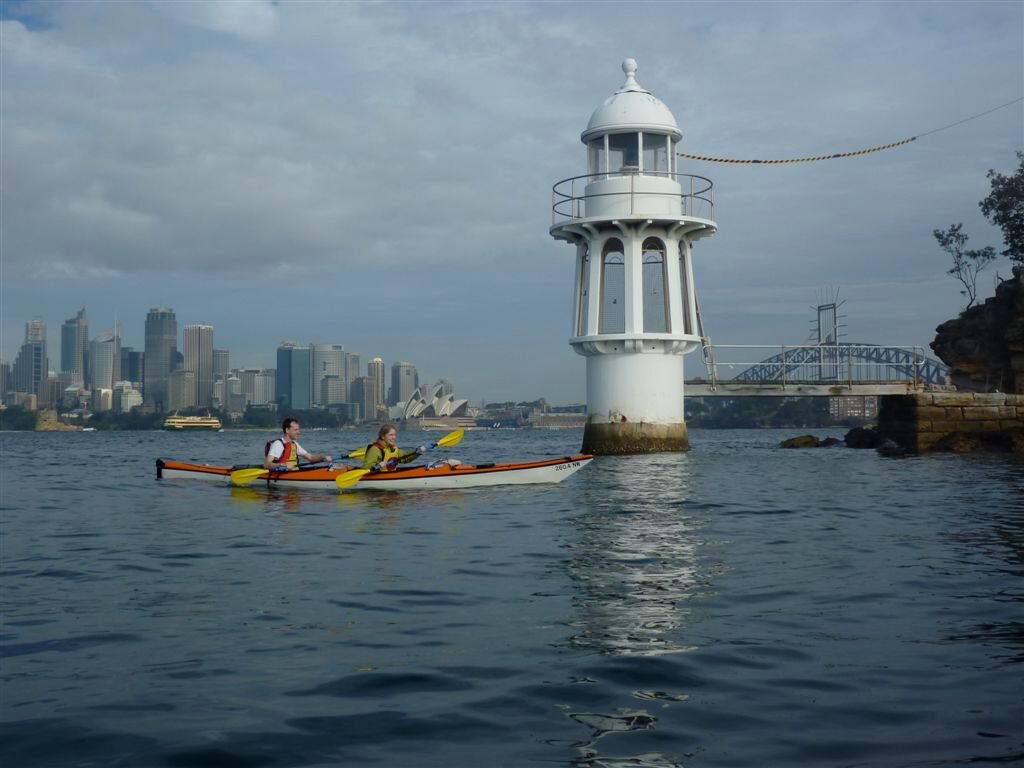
[878,392,1024,452]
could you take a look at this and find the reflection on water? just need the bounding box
[228,485,309,513]
[565,454,709,656]
[5,430,1024,768]
[226,483,475,543]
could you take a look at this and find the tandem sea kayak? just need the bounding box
[156,455,593,491]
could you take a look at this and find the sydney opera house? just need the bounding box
[400,383,475,428]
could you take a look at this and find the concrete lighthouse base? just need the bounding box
[579,351,691,455]
[582,419,689,455]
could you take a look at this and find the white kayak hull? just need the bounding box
[157,455,594,491]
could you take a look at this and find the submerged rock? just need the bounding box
[845,426,882,449]
[780,435,820,448]
[877,439,911,457]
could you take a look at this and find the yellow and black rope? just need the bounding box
[676,97,1022,165]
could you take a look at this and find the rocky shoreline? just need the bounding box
[34,410,82,432]
[780,419,1023,456]
[932,266,1024,394]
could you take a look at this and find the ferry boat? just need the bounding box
[162,414,222,431]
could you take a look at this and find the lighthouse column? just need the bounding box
[550,60,717,455]
[584,350,688,452]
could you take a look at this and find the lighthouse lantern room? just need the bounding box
[550,59,717,454]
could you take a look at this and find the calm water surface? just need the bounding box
[2,428,1022,767]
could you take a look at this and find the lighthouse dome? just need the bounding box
[582,59,681,143]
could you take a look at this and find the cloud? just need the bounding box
[151,0,278,41]
[1,0,1021,400]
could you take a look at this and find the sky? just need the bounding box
[1,0,1021,405]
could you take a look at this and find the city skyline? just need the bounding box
[2,301,483,417]
[2,2,1021,404]
[2,301,518,407]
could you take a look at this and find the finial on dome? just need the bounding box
[622,58,638,88]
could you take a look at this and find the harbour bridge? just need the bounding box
[685,342,950,397]
[684,299,951,397]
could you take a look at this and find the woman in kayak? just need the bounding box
[361,424,426,472]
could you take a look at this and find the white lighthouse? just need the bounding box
[550,59,717,454]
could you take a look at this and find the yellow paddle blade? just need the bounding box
[335,468,371,489]
[230,467,269,486]
[434,428,464,448]
[347,447,368,459]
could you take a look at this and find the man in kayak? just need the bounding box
[361,424,425,472]
[264,418,334,472]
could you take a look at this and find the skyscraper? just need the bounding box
[213,349,229,379]
[368,358,385,405]
[89,328,121,393]
[366,360,385,415]
[320,375,345,406]
[346,353,360,388]
[390,361,418,406]
[12,318,47,396]
[224,375,245,414]
[254,370,276,406]
[120,347,144,383]
[237,368,259,403]
[144,307,177,411]
[168,369,196,411]
[60,309,89,386]
[184,324,214,408]
[351,376,377,422]
[276,343,311,410]
[311,344,346,406]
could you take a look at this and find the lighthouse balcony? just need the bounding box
[552,171,714,226]
[570,333,702,356]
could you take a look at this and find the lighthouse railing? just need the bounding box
[551,172,714,224]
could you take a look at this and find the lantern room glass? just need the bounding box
[587,139,606,177]
[642,133,669,176]
[608,133,639,174]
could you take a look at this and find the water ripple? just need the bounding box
[2,429,1022,767]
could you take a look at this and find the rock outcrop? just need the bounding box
[35,410,80,432]
[931,266,1024,393]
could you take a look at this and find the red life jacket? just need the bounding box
[264,438,294,466]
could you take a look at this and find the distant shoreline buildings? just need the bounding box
[0,305,470,425]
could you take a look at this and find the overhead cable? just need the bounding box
[675,96,1023,165]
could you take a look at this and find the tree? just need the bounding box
[0,406,38,431]
[980,151,1024,265]
[933,223,996,309]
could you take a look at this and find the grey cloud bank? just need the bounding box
[2,0,1021,403]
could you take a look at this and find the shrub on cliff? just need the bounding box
[934,152,1023,308]
[981,151,1023,266]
